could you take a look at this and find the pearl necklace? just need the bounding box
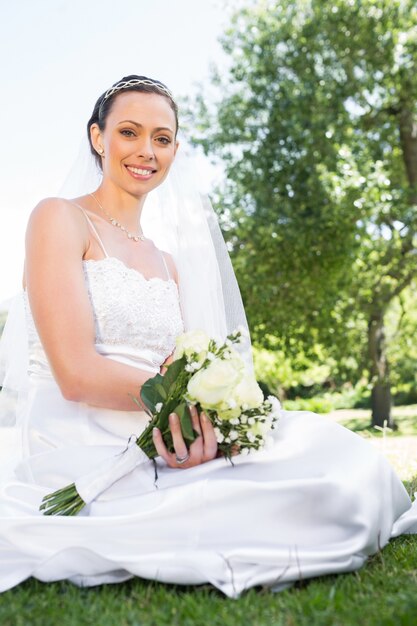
[89,193,145,242]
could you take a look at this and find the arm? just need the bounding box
[25,198,153,410]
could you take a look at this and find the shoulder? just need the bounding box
[26,197,90,250]
[28,197,87,225]
[27,197,90,234]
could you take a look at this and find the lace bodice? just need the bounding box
[25,257,184,376]
[83,257,183,354]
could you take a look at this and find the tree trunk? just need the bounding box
[398,105,417,204]
[368,310,394,428]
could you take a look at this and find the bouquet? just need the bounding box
[40,328,282,516]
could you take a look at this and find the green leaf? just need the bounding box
[140,357,189,415]
[169,357,188,381]
[140,372,166,412]
[138,391,156,413]
[155,384,168,400]
[175,403,195,442]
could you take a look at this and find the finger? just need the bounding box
[169,413,189,458]
[152,427,172,464]
[188,407,204,458]
[153,426,190,469]
[199,412,218,461]
[190,405,202,436]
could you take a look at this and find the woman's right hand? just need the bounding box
[152,406,218,469]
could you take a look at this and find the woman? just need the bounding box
[0,75,416,598]
[23,76,217,467]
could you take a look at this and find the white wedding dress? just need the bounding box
[0,244,416,598]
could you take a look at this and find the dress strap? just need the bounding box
[71,202,109,258]
[160,251,171,280]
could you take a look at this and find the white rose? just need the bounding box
[187,358,244,410]
[174,330,211,363]
[216,401,242,421]
[222,346,246,372]
[233,374,264,410]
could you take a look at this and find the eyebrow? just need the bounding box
[117,120,174,133]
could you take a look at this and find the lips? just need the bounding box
[126,165,157,179]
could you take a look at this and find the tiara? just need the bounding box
[102,78,174,102]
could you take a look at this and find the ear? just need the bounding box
[90,123,105,156]
[173,140,180,157]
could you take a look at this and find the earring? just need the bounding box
[98,148,104,156]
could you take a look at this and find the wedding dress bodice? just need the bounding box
[25,257,184,377]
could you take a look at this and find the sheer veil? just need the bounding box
[59,137,252,357]
[0,138,252,453]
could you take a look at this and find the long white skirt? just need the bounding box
[0,378,416,598]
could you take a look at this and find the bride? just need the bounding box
[0,74,416,598]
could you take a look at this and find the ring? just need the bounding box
[175,452,190,465]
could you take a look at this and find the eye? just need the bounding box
[156,136,172,145]
[120,129,135,137]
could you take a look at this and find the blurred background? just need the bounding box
[0,0,232,304]
[2,0,417,435]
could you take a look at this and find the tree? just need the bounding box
[190,0,417,427]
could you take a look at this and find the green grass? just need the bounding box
[1,412,416,626]
[1,534,417,626]
[336,405,417,438]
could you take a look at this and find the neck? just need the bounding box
[92,180,147,231]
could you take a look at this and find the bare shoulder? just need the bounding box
[28,197,87,226]
[27,197,89,247]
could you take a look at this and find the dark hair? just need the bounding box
[87,74,179,169]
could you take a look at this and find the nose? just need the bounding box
[137,136,155,161]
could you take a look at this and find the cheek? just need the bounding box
[160,147,177,168]
[105,133,130,160]
[106,136,121,155]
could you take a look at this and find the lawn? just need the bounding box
[0,409,416,626]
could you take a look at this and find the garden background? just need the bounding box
[1,1,417,624]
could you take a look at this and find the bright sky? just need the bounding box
[0,0,237,307]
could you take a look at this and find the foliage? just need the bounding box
[253,337,339,397]
[189,0,417,425]
[386,284,417,396]
[254,282,417,409]
[284,395,334,414]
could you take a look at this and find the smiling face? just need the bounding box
[90,91,178,197]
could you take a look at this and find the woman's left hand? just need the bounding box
[152,406,218,469]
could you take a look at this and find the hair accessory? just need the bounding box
[102,79,174,102]
[89,193,145,242]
